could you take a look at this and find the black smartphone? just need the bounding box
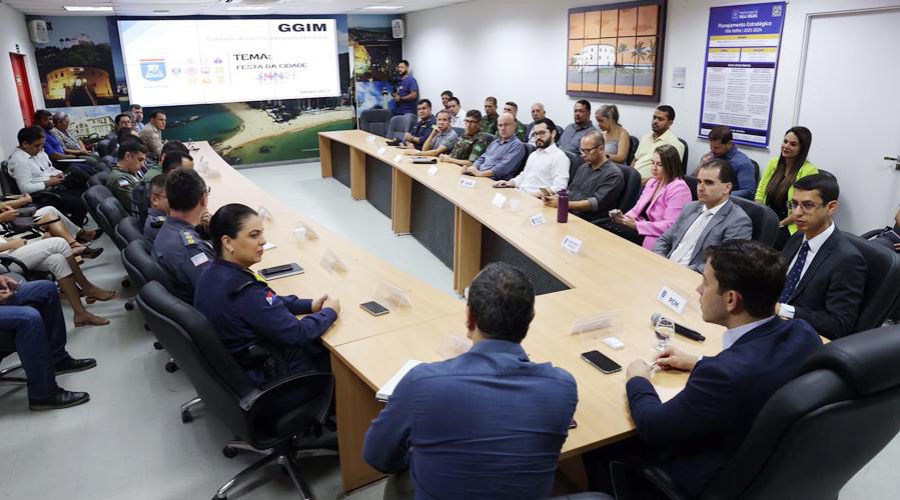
[581,350,622,374]
[360,301,390,316]
[261,264,293,276]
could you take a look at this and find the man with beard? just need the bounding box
[558,100,595,155]
[632,105,685,184]
[493,118,568,197]
[391,60,419,116]
[543,130,624,222]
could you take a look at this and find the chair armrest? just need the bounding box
[860,228,889,240]
[30,191,63,205]
[240,370,333,411]
[0,255,31,275]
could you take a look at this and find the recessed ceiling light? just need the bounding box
[362,5,404,10]
[64,5,114,11]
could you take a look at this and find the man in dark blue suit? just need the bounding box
[624,240,823,498]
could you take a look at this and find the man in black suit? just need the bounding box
[623,240,822,498]
[776,174,867,339]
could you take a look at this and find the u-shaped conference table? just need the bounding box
[194,132,724,492]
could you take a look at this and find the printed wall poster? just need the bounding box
[698,2,787,147]
[348,15,403,118]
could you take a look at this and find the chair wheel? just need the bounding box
[165,361,178,373]
[222,446,238,459]
[122,278,130,288]
[181,410,193,423]
[124,302,134,311]
[153,341,163,350]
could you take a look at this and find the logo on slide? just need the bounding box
[140,59,167,81]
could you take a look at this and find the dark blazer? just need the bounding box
[782,228,867,339]
[626,318,822,498]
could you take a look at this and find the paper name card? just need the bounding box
[658,286,687,315]
[320,249,348,274]
[458,177,476,189]
[376,146,387,157]
[570,311,617,335]
[376,360,423,402]
[393,154,404,164]
[427,165,439,176]
[377,282,412,309]
[561,235,583,254]
[366,135,377,143]
[491,192,507,209]
[529,213,546,226]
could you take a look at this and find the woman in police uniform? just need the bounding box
[194,203,341,384]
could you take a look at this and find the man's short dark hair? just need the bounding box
[657,105,676,121]
[708,125,733,144]
[575,99,591,112]
[699,158,735,184]
[441,90,453,98]
[398,59,410,66]
[149,110,165,119]
[117,139,148,160]
[505,101,518,111]
[166,168,207,212]
[117,127,136,144]
[485,96,497,106]
[130,104,142,110]
[417,99,432,108]
[448,97,460,106]
[705,240,787,318]
[114,113,131,126]
[149,172,168,194]
[34,110,52,122]
[794,173,839,204]
[17,126,44,145]
[467,262,535,342]
[161,141,189,157]
[465,109,483,121]
[162,151,193,173]
[531,117,557,135]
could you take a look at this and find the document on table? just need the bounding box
[375,360,423,402]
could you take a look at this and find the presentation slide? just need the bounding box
[117,19,341,107]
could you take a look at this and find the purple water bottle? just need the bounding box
[557,189,569,223]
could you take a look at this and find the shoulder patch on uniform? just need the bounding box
[265,290,276,305]
[117,178,130,187]
[180,231,199,247]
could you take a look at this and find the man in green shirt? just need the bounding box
[106,140,146,212]
[503,101,528,142]
[439,110,494,168]
[481,97,499,135]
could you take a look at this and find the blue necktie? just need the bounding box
[780,241,810,303]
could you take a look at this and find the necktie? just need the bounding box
[779,241,810,303]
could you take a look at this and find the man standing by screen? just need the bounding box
[391,60,419,116]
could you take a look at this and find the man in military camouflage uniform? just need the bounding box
[106,140,147,213]
[503,101,528,142]
[481,97,499,135]
[440,110,494,168]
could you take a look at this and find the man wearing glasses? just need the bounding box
[776,174,867,339]
[439,110,493,168]
[463,113,525,180]
[493,118,568,197]
[542,130,623,222]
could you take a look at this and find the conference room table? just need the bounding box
[193,134,726,493]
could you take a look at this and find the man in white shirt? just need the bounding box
[446,97,464,128]
[776,174,866,339]
[654,159,752,272]
[492,118,568,197]
[7,127,89,225]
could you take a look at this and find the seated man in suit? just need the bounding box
[776,174,867,339]
[624,240,822,498]
[363,262,578,499]
[0,277,96,410]
[462,112,525,181]
[654,159,752,272]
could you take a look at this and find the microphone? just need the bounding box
[651,313,706,342]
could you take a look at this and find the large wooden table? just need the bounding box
[194,135,725,493]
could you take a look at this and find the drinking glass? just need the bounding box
[654,316,675,352]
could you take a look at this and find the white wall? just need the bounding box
[0,3,43,161]
[404,0,899,173]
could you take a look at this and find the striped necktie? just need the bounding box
[779,241,810,303]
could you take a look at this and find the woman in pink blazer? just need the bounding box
[611,144,691,250]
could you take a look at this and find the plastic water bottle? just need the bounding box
[557,189,569,223]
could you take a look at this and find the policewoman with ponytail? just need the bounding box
[194,203,341,384]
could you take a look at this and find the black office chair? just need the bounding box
[94,139,112,157]
[751,159,760,184]
[730,196,779,246]
[386,114,415,141]
[0,272,28,385]
[87,170,109,187]
[611,324,900,500]
[683,175,698,201]
[482,133,498,144]
[626,135,639,166]
[843,233,900,332]
[82,184,114,230]
[359,109,393,137]
[98,197,130,251]
[452,127,465,137]
[677,138,689,171]
[116,216,144,245]
[1,161,67,214]
[617,164,643,213]
[136,281,337,500]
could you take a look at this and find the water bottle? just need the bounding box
[557,189,569,223]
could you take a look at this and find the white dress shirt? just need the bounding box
[723,316,775,349]
[6,148,62,194]
[450,113,464,128]
[778,222,835,319]
[509,143,570,196]
[668,199,728,265]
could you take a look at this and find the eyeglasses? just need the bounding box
[579,146,601,154]
[789,200,825,212]
[533,130,551,137]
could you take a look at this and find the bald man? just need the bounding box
[463,112,525,180]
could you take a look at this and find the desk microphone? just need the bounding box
[650,313,706,342]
